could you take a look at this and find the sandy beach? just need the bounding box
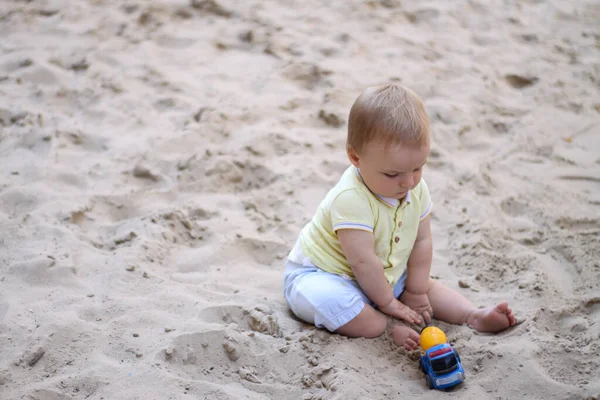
[1,0,599,399]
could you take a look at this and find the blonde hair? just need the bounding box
[347,84,430,154]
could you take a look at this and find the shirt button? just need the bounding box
[398,221,403,228]
[394,236,400,243]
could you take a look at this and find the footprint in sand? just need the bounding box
[152,210,209,247]
[15,64,61,85]
[281,61,332,90]
[169,232,288,286]
[530,299,600,385]
[178,156,279,194]
[234,236,290,266]
[7,126,53,158]
[0,187,41,216]
[243,133,304,158]
[157,327,339,398]
[87,205,208,251]
[155,329,305,397]
[499,196,528,217]
[8,256,77,287]
[544,240,599,292]
[197,305,282,337]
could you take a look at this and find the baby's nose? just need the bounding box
[399,175,414,188]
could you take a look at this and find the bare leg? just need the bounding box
[392,325,421,350]
[335,304,422,350]
[426,280,517,333]
[335,304,388,338]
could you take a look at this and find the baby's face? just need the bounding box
[349,140,430,200]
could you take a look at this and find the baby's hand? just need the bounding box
[400,290,433,325]
[379,299,421,325]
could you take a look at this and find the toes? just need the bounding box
[502,304,517,326]
[496,301,509,312]
[404,338,418,351]
[409,330,421,343]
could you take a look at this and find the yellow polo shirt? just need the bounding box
[289,166,432,285]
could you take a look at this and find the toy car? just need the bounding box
[419,343,466,390]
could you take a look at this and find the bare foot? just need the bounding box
[467,302,517,333]
[392,325,420,351]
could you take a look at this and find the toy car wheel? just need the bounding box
[426,375,434,390]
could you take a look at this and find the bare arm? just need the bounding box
[337,229,393,307]
[400,215,434,323]
[338,229,421,324]
[405,215,433,293]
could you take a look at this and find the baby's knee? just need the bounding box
[361,318,387,338]
[336,306,387,338]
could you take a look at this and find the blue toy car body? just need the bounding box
[419,343,466,390]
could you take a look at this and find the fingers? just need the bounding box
[417,304,433,326]
[381,300,422,324]
[422,310,432,325]
[398,306,421,325]
[407,308,421,324]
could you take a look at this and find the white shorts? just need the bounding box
[283,259,408,332]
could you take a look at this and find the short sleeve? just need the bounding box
[418,179,433,220]
[330,189,375,233]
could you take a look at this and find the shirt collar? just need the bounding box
[355,167,412,207]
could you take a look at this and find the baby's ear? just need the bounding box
[347,146,360,167]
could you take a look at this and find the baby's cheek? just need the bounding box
[377,177,391,189]
[413,171,423,186]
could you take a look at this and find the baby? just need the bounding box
[284,84,516,350]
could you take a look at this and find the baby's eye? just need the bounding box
[383,173,398,178]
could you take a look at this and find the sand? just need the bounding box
[1,0,599,399]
